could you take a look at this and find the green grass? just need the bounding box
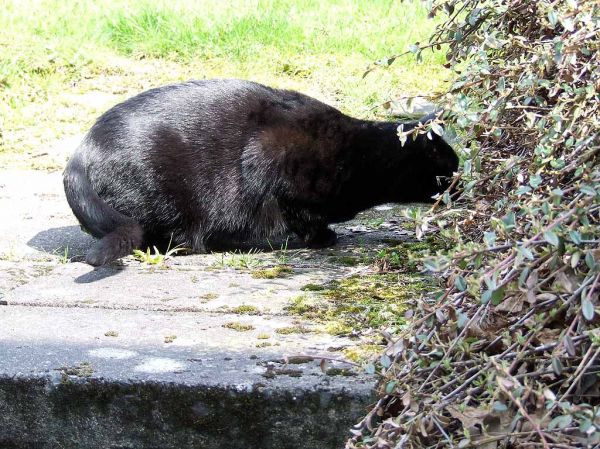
[0,0,449,169]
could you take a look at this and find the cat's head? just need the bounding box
[399,131,459,203]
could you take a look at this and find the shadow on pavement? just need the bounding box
[27,225,95,261]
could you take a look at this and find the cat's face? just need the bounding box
[402,134,459,203]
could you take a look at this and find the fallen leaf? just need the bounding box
[495,294,524,313]
[447,405,491,430]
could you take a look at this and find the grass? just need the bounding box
[1,0,448,169]
[132,242,186,265]
[216,249,263,270]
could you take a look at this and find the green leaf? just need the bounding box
[481,289,492,304]
[491,286,506,305]
[581,297,595,321]
[569,230,582,245]
[529,174,542,188]
[463,159,472,175]
[564,335,576,356]
[518,267,530,287]
[551,358,563,375]
[364,363,376,375]
[493,401,508,412]
[571,251,581,269]
[548,414,572,430]
[517,245,534,261]
[454,276,467,292]
[502,212,516,230]
[457,311,469,328]
[544,230,559,246]
[580,184,597,197]
[385,380,397,394]
[380,354,391,368]
[483,231,496,248]
[585,252,596,270]
[424,258,440,272]
[497,77,505,92]
[431,121,444,136]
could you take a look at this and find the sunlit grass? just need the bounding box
[0,0,449,169]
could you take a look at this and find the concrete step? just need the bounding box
[0,305,373,449]
[0,169,419,448]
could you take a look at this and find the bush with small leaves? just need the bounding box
[349,1,599,448]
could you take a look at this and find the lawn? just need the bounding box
[0,0,448,170]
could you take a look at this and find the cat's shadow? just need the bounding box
[27,225,94,263]
[27,226,124,283]
[26,226,304,284]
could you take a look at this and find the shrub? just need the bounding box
[348,1,600,448]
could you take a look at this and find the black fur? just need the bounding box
[63,79,458,266]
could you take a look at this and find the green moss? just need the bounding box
[199,293,218,301]
[230,305,260,315]
[286,356,311,364]
[376,236,449,272]
[104,330,119,337]
[327,255,360,266]
[286,295,318,315]
[323,321,354,336]
[255,342,272,348]
[262,368,303,378]
[275,325,311,334]
[164,335,177,343]
[59,361,94,377]
[251,265,293,279]
[286,273,433,338]
[222,322,255,332]
[256,332,271,339]
[301,283,326,292]
[326,367,356,377]
[342,344,383,363]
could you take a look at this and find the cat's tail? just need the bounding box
[63,150,144,266]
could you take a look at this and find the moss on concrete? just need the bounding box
[326,368,356,377]
[327,255,360,267]
[341,345,383,363]
[287,273,430,336]
[375,236,449,272]
[199,293,218,302]
[251,265,293,279]
[164,335,177,343]
[274,325,311,335]
[301,284,326,292]
[58,362,94,378]
[230,305,260,315]
[222,322,255,332]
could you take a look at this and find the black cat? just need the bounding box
[63,79,458,266]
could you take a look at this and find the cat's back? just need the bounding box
[89,79,341,141]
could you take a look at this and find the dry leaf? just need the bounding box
[447,405,491,430]
[495,294,524,313]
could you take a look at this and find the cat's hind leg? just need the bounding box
[280,206,337,249]
[304,227,337,248]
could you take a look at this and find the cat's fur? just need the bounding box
[63,79,458,266]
